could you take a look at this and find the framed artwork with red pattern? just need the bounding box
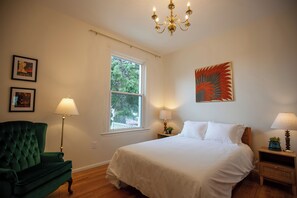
[195,62,233,102]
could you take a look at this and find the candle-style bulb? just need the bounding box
[187,2,190,7]
[153,7,156,12]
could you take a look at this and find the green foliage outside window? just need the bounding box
[110,56,142,130]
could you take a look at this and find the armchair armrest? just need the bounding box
[41,152,64,163]
[0,169,17,198]
[0,168,18,183]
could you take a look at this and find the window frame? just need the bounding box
[108,53,146,133]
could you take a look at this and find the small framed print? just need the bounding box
[11,55,38,82]
[9,87,36,112]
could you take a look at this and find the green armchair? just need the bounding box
[0,121,73,198]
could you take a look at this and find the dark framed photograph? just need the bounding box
[9,87,36,112]
[11,55,38,82]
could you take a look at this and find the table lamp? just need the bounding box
[271,112,297,152]
[159,110,172,132]
[55,97,79,152]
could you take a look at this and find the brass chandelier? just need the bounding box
[151,0,192,35]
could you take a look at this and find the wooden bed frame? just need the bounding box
[242,127,252,147]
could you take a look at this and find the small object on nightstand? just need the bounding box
[258,147,297,195]
[268,137,281,151]
[166,127,174,134]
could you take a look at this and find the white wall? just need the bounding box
[0,0,164,169]
[163,8,297,153]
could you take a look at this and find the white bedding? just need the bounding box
[106,136,254,198]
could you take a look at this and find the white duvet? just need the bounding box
[106,136,254,198]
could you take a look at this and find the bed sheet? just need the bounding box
[106,136,254,198]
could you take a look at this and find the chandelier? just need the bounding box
[151,0,192,35]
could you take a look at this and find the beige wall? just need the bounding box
[0,1,164,170]
[163,8,297,153]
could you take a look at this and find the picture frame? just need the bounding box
[11,55,38,82]
[195,62,234,102]
[9,87,36,112]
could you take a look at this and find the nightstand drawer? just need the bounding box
[259,162,296,184]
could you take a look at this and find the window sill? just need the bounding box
[100,128,150,136]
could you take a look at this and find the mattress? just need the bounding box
[106,136,254,198]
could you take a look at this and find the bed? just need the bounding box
[106,121,254,198]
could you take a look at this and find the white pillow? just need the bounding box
[179,121,208,140]
[204,121,245,144]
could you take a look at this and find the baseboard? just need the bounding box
[72,160,110,173]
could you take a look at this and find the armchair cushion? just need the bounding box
[15,160,72,195]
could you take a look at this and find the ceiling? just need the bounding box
[30,0,294,56]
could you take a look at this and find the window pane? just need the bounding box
[110,92,142,130]
[111,56,140,94]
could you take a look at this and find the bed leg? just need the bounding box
[259,176,263,185]
[292,185,296,195]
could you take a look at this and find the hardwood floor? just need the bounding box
[48,164,296,198]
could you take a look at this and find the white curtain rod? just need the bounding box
[89,29,161,58]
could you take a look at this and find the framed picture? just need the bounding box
[9,87,36,112]
[11,55,38,82]
[195,62,234,102]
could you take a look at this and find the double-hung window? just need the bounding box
[109,55,144,131]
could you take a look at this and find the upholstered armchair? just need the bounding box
[0,121,73,198]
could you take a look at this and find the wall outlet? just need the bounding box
[91,141,97,149]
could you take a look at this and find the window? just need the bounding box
[109,55,144,131]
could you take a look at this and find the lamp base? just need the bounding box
[285,130,291,151]
[163,121,167,133]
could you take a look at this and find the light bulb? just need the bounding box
[185,15,189,20]
[187,2,190,7]
[153,7,156,12]
[156,17,159,22]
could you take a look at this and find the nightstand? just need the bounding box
[258,147,297,195]
[157,132,177,139]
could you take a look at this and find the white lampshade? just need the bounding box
[159,110,172,120]
[55,98,79,116]
[271,113,297,130]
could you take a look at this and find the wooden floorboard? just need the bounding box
[48,164,296,198]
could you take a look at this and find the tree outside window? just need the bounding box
[110,55,144,131]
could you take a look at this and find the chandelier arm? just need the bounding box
[156,25,166,33]
[155,21,166,27]
[177,21,189,31]
[179,19,188,24]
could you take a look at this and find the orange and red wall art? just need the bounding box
[195,62,233,102]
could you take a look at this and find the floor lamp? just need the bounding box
[55,97,79,152]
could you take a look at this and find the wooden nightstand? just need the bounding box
[258,147,297,195]
[157,132,177,139]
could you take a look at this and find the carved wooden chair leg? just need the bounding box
[68,178,73,194]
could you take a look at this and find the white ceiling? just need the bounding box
[30,0,295,56]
